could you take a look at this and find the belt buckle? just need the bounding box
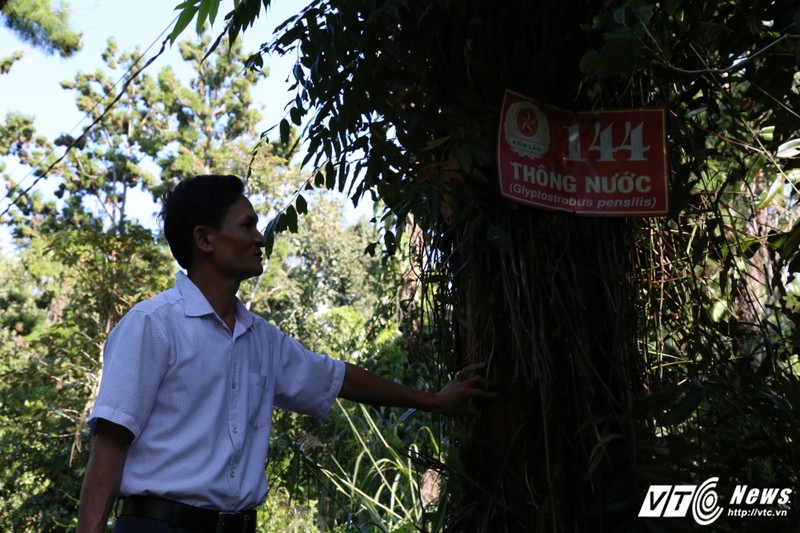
[216,511,244,533]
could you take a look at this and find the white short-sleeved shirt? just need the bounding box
[89,273,345,511]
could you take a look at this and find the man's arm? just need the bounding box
[77,419,133,533]
[338,362,494,415]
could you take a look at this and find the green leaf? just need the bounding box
[384,230,396,255]
[170,3,199,43]
[264,230,275,257]
[275,212,288,232]
[777,138,800,158]
[295,194,308,214]
[196,1,210,33]
[325,161,336,190]
[755,175,784,210]
[285,205,298,233]
[337,160,347,193]
[262,212,281,236]
[290,106,303,126]
[279,119,290,144]
[208,0,220,24]
[631,3,654,25]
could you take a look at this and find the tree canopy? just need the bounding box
[0,0,798,529]
[169,0,800,530]
[0,26,415,530]
[0,0,82,73]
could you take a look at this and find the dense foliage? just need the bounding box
[0,26,423,532]
[0,0,82,73]
[2,0,799,530]
[598,2,800,530]
[169,0,800,530]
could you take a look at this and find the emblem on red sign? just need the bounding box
[497,90,669,216]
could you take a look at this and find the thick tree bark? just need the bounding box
[406,1,648,529]
[449,210,641,531]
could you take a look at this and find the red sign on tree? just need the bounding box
[497,90,669,216]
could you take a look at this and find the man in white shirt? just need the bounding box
[77,174,493,533]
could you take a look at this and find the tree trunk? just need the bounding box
[405,1,649,529]
[449,210,641,531]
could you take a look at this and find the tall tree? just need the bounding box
[171,0,800,530]
[0,0,82,73]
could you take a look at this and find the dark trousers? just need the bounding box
[113,515,210,533]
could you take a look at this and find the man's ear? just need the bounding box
[192,225,215,254]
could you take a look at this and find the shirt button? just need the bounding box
[230,470,236,478]
[233,426,239,433]
[232,382,237,389]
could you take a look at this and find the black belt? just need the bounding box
[120,495,256,533]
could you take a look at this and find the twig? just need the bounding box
[655,33,799,76]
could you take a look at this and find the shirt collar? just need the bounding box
[176,272,215,317]
[175,272,253,330]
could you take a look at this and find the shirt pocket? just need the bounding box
[248,372,272,428]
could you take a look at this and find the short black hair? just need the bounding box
[160,174,245,269]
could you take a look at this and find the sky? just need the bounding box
[0,0,314,247]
